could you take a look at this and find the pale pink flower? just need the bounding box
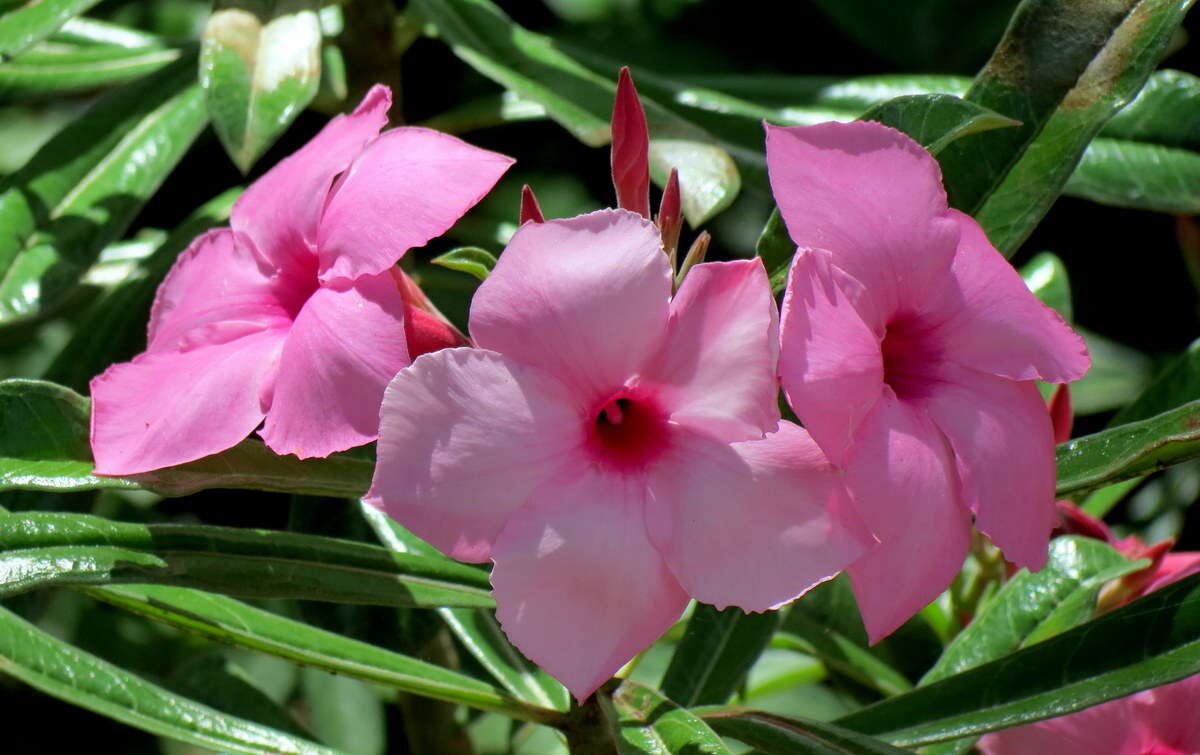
[366,208,873,700]
[767,121,1091,642]
[90,85,513,474]
[977,673,1200,754]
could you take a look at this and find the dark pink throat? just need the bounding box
[880,313,941,400]
[586,393,670,473]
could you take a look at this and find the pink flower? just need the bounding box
[977,673,1200,754]
[767,121,1091,642]
[90,85,513,474]
[366,209,873,701]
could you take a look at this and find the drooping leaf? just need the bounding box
[430,245,498,281]
[0,0,102,62]
[0,510,494,608]
[201,0,322,172]
[660,603,780,707]
[87,584,562,724]
[413,0,742,225]
[0,57,206,328]
[1056,399,1200,498]
[701,708,909,755]
[0,605,335,754]
[0,43,181,101]
[834,571,1200,746]
[940,0,1192,255]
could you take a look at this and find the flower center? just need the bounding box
[880,313,941,400]
[586,393,669,473]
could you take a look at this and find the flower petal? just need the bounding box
[147,229,293,353]
[765,121,959,316]
[844,395,971,644]
[646,422,873,612]
[231,85,391,270]
[930,210,1090,383]
[636,259,780,444]
[916,365,1056,571]
[779,248,884,466]
[259,270,410,458]
[470,209,671,403]
[365,348,584,563]
[90,330,284,475]
[491,469,689,701]
[317,127,514,281]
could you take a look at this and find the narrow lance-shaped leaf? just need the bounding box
[431,246,498,281]
[1110,337,1200,426]
[0,605,335,754]
[0,510,495,609]
[701,709,909,755]
[0,57,206,328]
[0,44,181,101]
[611,66,651,218]
[0,0,102,61]
[201,0,322,172]
[660,603,780,707]
[942,0,1193,255]
[87,584,563,724]
[833,571,1200,747]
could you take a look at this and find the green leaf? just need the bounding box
[301,669,386,755]
[1071,329,1154,415]
[51,15,166,48]
[1056,399,1200,498]
[1064,69,1200,213]
[0,0,102,61]
[201,0,322,172]
[660,603,779,707]
[0,510,495,608]
[776,617,913,699]
[0,378,374,498]
[755,208,793,294]
[858,94,1019,155]
[834,571,1200,746]
[921,537,1142,686]
[701,709,909,755]
[939,0,1192,255]
[431,245,498,281]
[42,187,241,393]
[169,654,314,740]
[0,57,206,328]
[413,0,742,225]
[0,605,335,754]
[361,502,570,712]
[87,584,561,724]
[0,44,181,101]
[1111,337,1200,426]
[1020,251,1073,321]
[602,680,730,755]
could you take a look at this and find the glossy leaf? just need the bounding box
[0,605,334,754]
[702,709,909,755]
[921,537,1142,686]
[834,571,1200,746]
[1020,251,1073,321]
[43,187,241,393]
[660,603,779,707]
[51,15,165,48]
[0,44,180,100]
[0,378,374,498]
[1056,399,1200,498]
[0,57,206,328]
[430,245,498,281]
[87,584,561,724]
[0,0,101,61]
[603,680,730,754]
[1111,337,1200,426]
[776,616,913,699]
[858,94,1019,155]
[941,0,1191,255]
[201,0,322,172]
[0,510,495,608]
[414,0,742,224]
[362,502,570,712]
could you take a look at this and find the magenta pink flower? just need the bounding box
[89,85,513,474]
[366,209,873,700]
[977,673,1200,754]
[767,121,1091,642]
